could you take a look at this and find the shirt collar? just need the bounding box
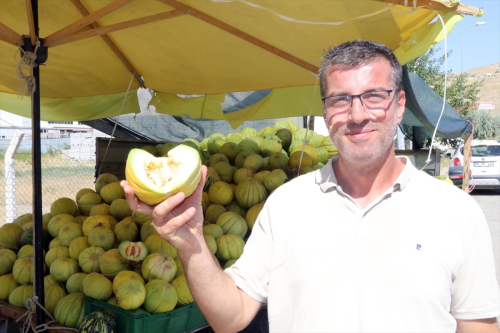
[316,155,416,193]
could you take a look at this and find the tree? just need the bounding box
[470,110,500,140]
[406,47,493,146]
[406,47,484,117]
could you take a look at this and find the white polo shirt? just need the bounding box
[225,157,500,332]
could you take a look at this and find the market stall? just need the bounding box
[0,0,482,331]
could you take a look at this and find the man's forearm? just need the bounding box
[179,235,260,333]
[456,318,500,333]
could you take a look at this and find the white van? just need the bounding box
[450,139,500,190]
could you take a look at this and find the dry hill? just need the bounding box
[460,63,500,116]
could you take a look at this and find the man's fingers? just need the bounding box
[120,180,154,215]
[151,192,186,227]
[153,206,197,236]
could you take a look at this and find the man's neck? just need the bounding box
[332,152,406,209]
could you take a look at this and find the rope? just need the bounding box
[420,13,447,172]
[16,296,79,332]
[16,40,40,98]
[297,76,320,177]
[98,73,136,176]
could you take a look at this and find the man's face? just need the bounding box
[322,59,405,165]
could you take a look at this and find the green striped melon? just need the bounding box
[99,249,132,279]
[114,218,139,243]
[48,214,76,238]
[245,202,265,230]
[216,234,245,261]
[204,204,227,224]
[76,188,95,203]
[95,173,119,194]
[208,181,233,206]
[50,258,79,282]
[79,246,105,273]
[170,275,194,306]
[54,293,85,328]
[77,193,103,216]
[51,197,78,217]
[0,273,19,301]
[69,236,90,260]
[58,222,83,247]
[88,226,115,251]
[202,224,224,240]
[142,279,178,314]
[112,270,145,294]
[140,221,158,243]
[44,284,66,316]
[66,272,88,293]
[89,203,111,216]
[0,248,17,275]
[0,223,24,250]
[204,235,217,255]
[44,274,63,289]
[13,256,35,284]
[45,246,70,267]
[115,279,146,310]
[100,181,126,204]
[79,311,116,333]
[235,179,267,209]
[141,252,177,283]
[83,272,112,300]
[144,235,177,259]
[9,284,33,309]
[216,212,248,238]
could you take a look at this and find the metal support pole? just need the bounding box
[5,130,25,223]
[30,0,45,327]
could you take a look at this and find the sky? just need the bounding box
[315,1,500,136]
[434,0,500,72]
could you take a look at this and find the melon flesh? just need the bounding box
[145,157,179,188]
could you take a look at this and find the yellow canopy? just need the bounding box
[0,0,481,124]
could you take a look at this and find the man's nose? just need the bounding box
[348,96,369,124]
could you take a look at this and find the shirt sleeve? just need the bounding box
[451,213,500,320]
[224,200,273,304]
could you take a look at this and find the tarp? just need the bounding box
[401,65,473,142]
[0,0,480,124]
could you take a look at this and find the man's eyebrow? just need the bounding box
[325,87,388,97]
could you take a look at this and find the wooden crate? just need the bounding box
[0,300,76,333]
[96,138,164,180]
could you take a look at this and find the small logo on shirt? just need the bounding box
[416,244,421,250]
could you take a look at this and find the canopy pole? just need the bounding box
[461,132,472,192]
[28,0,45,327]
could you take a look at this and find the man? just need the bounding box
[123,40,499,332]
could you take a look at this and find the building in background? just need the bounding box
[0,110,110,160]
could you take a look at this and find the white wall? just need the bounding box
[313,116,329,136]
[0,110,25,127]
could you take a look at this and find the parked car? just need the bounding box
[448,165,465,187]
[448,139,500,190]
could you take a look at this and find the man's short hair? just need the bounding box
[319,40,403,97]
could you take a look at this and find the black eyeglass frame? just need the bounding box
[321,89,398,109]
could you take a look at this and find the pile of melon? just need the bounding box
[0,120,337,329]
[0,174,198,329]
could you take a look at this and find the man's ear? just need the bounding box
[396,90,406,124]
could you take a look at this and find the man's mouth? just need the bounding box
[347,129,374,136]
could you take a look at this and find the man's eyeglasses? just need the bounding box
[322,89,398,114]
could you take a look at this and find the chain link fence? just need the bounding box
[0,137,98,227]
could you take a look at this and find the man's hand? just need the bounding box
[121,165,207,253]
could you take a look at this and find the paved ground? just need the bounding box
[470,188,500,325]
